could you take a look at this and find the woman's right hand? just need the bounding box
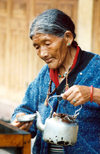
[11,112,33,131]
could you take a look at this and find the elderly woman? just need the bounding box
[11,9,100,154]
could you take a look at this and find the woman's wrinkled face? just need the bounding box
[32,33,67,69]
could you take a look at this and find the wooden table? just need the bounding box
[0,120,31,154]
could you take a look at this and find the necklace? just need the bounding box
[58,72,67,78]
[65,67,71,90]
[44,67,71,106]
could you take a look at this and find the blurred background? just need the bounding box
[0,0,100,121]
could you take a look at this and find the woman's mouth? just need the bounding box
[45,58,53,63]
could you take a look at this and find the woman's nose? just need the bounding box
[39,47,48,58]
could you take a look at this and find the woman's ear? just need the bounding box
[64,31,74,47]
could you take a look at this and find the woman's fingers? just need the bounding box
[11,112,26,128]
[19,121,33,131]
[12,119,33,131]
[61,85,90,106]
[61,87,72,99]
[11,119,22,127]
[61,85,78,100]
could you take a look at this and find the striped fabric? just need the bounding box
[49,144,64,154]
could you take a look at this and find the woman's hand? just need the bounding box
[11,112,33,131]
[61,85,90,106]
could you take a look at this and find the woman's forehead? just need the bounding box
[32,33,59,42]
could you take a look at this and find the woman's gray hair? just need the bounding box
[30,9,76,39]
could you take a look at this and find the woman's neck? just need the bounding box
[58,46,76,75]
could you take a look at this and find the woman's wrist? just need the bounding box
[90,87,100,105]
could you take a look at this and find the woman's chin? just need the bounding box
[47,64,59,69]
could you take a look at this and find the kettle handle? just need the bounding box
[47,95,82,118]
[73,105,82,118]
[47,95,61,118]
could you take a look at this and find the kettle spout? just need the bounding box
[36,111,45,132]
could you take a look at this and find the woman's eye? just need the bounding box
[34,44,40,50]
[35,45,39,49]
[45,41,51,46]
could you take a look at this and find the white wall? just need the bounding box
[77,0,94,51]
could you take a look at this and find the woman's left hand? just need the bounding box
[61,85,90,106]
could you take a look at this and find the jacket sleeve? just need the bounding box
[11,75,40,137]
